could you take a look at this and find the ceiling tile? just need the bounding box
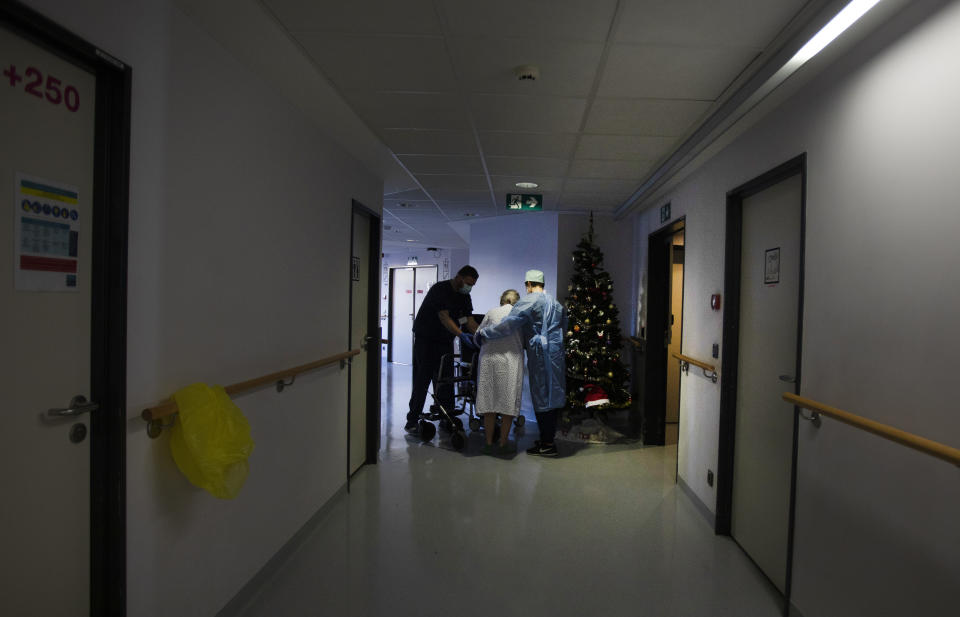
[384,201,436,212]
[563,178,637,195]
[616,0,808,48]
[384,188,430,201]
[343,92,469,130]
[417,174,490,192]
[429,189,494,203]
[449,37,604,97]
[381,130,479,155]
[490,176,564,194]
[479,132,578,158]
[586,98,712,136]
[471,95,587,132]
[485,157,569,177]
[440,0,618,42]
[569,159,648,180]
[576,134,678,161]
[599,44,759,99]
[298,34,456,92]
[398,155,485,175]
[266,0,442,35]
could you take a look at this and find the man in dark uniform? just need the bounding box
[405,265,480,432]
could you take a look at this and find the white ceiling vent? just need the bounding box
[513,65,540,81]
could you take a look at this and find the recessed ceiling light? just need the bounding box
[406,239,417,242]
[515,181,538,189]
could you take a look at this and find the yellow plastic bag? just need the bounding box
[169,383,254,499]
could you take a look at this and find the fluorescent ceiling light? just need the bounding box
[406,257,418,265]
[791,0,881,65]
[406,239,417,242]
[515,181,538,189]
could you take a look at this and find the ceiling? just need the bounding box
[260,0,812,248]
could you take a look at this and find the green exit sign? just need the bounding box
[506,193,543,211]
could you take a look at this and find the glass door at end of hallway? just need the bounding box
[388,265,438,365]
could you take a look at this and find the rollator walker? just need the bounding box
[413,344,477,451]
[414,341,526,450]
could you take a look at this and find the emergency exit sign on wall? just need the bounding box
[506,193,543,211]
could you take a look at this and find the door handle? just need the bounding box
[48,395,99,418]
[361,335,376,350]
[778,375,796,383]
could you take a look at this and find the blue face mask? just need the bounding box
[459,283,473,295]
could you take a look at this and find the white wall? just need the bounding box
[634,1,960,614]
[21,2,383,616]
[468,212,559,315]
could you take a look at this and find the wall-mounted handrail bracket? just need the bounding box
[672,352,718,383]
[142,349,362,439]
[276,375,296,393]
[799,409,821,428]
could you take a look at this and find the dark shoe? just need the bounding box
[482,443,495,455]
[404,420,419,434]
[525,440,542,455]
[497,442,517,456]
[538,443,559,457]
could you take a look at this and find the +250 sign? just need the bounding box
[4,63,81,112]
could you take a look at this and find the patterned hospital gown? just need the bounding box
[475,303,524,416]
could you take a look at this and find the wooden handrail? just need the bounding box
[672,352,718,383]
[672,352,716,372]
[783,392,960,467]
[142,349,362,421]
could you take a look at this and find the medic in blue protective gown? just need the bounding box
[479,290,567,413]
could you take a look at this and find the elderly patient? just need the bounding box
[474,289,524,455]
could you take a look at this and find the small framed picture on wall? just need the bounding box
[764,247,780,285]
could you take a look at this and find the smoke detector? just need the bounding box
[513,65,540,81]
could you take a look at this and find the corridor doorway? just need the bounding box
[718,155,806,608]
[0,4,131,614]
[387,265,438,364]
[642,218,685,448]
[348,202,382,476]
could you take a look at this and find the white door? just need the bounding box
[0,26,97,615]
[414,265,437,317]
[390,267,414,364]
[350,211,371,475]
[731,173,802,593]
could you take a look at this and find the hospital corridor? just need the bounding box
[1,1,958,616]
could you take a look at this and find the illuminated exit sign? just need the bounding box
[506,193,543,211]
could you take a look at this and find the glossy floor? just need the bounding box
[236,363,783,617]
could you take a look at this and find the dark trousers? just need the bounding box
[407,336,455,424]
[535,408,559,444]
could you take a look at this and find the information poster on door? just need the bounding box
[13,172,81,292]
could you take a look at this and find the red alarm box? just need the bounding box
[710,294,721,311]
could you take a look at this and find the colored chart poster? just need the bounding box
[14,172,81,292]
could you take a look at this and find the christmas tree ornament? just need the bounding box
[573,325,580,332]
[584,318,590,324]
[606,319,612,325]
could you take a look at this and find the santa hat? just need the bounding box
[583,384,609,408]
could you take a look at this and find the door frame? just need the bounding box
[641,216,685,446]
[387,264,439,364]
[348,200,382,479]
[1,3,131,615]
[716,154,806,612]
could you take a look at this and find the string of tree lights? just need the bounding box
[563,213,631,414]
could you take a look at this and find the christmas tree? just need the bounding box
[564,214,631,412]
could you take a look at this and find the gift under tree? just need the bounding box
[564,214,631,415]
